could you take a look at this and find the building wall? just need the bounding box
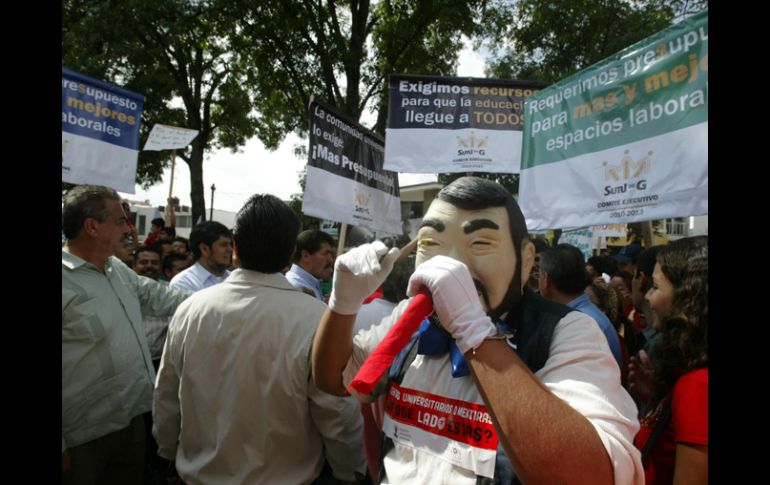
[127,203,236,243]
[667,215,708,241]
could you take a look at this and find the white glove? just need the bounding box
[407,255,496,354]
[328,241,400,315]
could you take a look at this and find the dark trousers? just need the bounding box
[143,411,173,485]
[63,414,146,485]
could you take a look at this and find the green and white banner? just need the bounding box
[519,10,708,230]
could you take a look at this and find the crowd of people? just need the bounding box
[62,178,707,484]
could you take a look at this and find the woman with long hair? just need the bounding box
[633,236,708,484]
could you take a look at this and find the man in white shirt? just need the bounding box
[169,221,233,292]
[285,229,336,300]
[313,177,643,484]
[154,194,366,484]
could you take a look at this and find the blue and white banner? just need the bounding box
[62,67,144,192]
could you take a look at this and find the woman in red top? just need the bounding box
[632,236,708,484]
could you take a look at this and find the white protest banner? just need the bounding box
[384,74,545,174]
[143,124,199,151]
[591,223,628,238]
[62,68,144,193]
[520,10,707,229]
[303,99,402,234]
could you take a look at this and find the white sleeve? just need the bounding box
[308,379,367,480]
[305,329,367,481]
[152,309,186,460]
[537,311,645,485]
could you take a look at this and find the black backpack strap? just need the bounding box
[510,288,571,373]
[478,288,570,483]
[641,400,672,468]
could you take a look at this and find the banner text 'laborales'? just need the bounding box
[62,68,144,193]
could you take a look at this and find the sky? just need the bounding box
[118,37,487,213]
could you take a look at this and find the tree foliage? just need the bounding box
[63,0,490,222]
[230,0,490,223]
[481,0,690,84]
[233,0,487,142]
[63,0,260,223]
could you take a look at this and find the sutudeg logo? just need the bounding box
[602,149,652,195]
[354,188,371,216]
[456,131,489,156]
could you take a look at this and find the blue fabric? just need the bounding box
[567,294,623,369]
[284,264,324,300]
[415,319,470,377]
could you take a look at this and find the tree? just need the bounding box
[232,0,488,142]
[63,0,260,224]
[288,167,322,231]
[231,0,491,227]
[481,0,684,84]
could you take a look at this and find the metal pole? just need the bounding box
[210,184,216,222]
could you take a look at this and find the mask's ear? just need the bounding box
[520,240,536,289]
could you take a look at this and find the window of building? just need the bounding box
[138,215,146,236]
[401,201,424,219]
[666,217,686,236]
[176,215,192,228]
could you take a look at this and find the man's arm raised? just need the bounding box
[312,309,357,395]
[311,241,400,395]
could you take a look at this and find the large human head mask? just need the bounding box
[416,177,534,321]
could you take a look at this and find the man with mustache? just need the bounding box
[62,185,191,484]
[286,229,336,301]
[313,177,643,484]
